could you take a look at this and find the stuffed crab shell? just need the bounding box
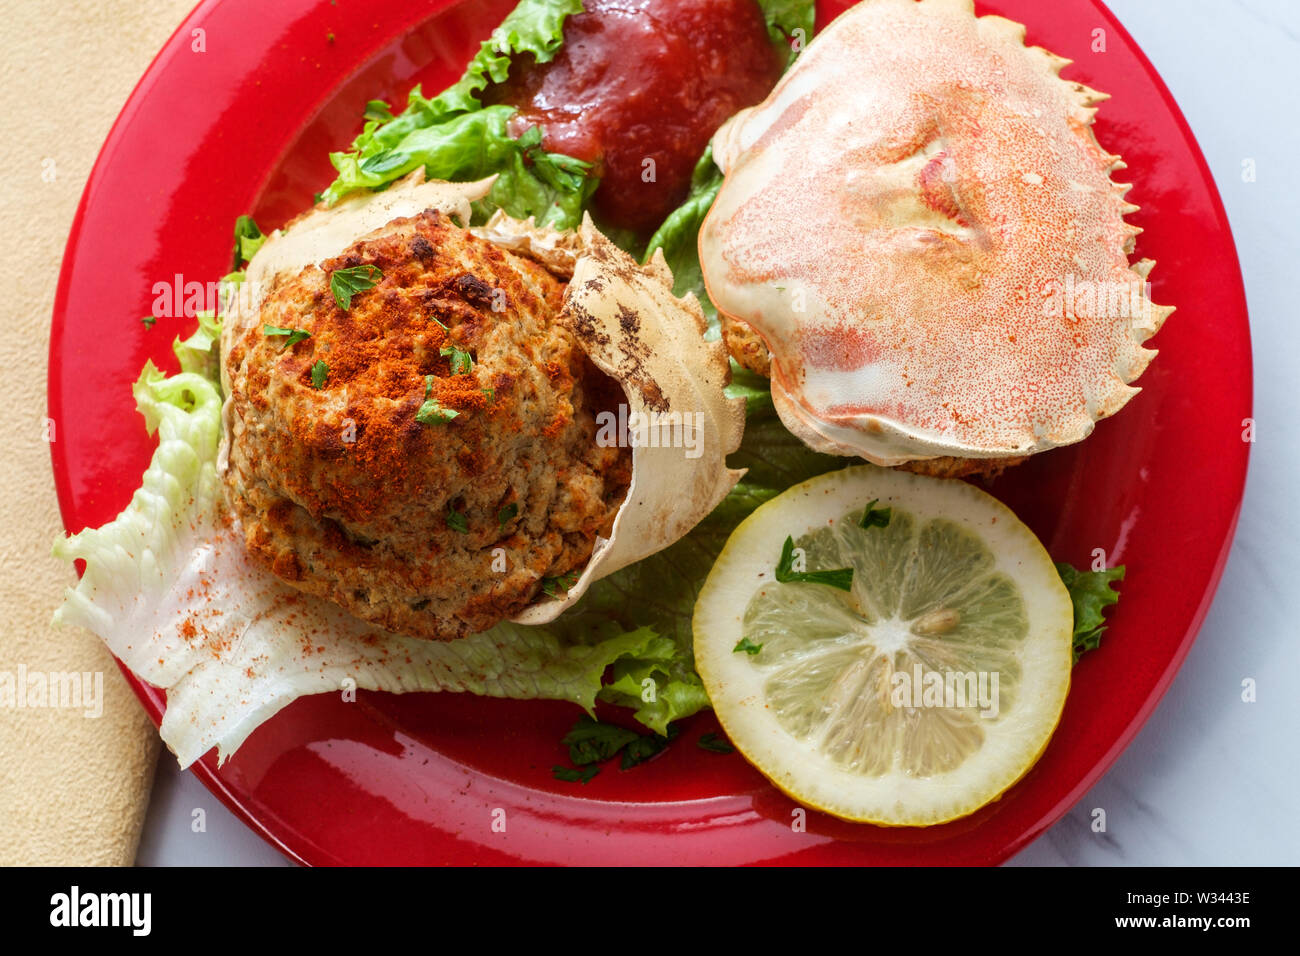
[220,172,743,640]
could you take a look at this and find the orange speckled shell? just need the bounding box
[699,0,1173,464]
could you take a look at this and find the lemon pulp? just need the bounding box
[693,465,1072,826]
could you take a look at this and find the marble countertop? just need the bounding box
[136,0,1300,867]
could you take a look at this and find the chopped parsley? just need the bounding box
[440,344,473,375]
[416,375,459,425]
[551,765,599,785]
[263,324,311,350]
[620,725,677,769]
[774,535,854,591]
[310,360,329,389]
[562,716,637,766]
[733,637,763,656]
[859,499,892,529]
[481,387,496,403]
[541,570,580,598]
[497,502,519,530]
[559,716,678,773]
[141,316,156,329]
[697,733,735,754]
[329,264,383,310]
[446,508,468,534]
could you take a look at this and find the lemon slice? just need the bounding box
[693,465,1073,826]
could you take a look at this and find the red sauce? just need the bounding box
[487,0,785,234]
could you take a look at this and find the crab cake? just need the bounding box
[221,209,632,640]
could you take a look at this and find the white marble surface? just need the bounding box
[134,0,1300,867]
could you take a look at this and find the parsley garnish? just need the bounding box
[733,637,763,656]
[620,726,678,769]
[141,316,156,329]
[859,499,892,529]
[551,765,599,784]
[562,716,637,766]
[481,387,496,403]
[310,360,329,389]
[497,502,518,530]
[774,536,854,591]
[446,508,468,534]
[329,264,383,310]
[416,375,459,425]
[698,733,735,754]
[559,716,677,772]
[440,345,473,375]
[263,324,311,350]
[541,570,580,598]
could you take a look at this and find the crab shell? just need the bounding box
[219,171,745,630]
[698,0,1174,466]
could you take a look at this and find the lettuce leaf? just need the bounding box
[321,0,596,226]
[757,0,816,67]
[1056,563,1126,663]
[644,147,725,331]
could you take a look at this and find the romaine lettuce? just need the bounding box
[322,0,596,226]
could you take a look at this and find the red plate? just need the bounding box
[50,0,1251,865]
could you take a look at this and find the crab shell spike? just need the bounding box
[697,0,1171,467]
[1039,50,1073,73]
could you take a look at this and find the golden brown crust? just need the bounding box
[892,454,1027,480]
[720,311,771,378]
[222,210,631,640]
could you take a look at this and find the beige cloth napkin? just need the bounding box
[0,0,196,865]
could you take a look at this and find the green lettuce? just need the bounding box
[1057,563,1126,663]
[321,0,596,226]
[644,147,725,330]
[758,0,817,67]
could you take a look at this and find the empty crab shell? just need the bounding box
[699,0,1173,467]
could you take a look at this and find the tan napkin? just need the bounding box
[0,0,195,866]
